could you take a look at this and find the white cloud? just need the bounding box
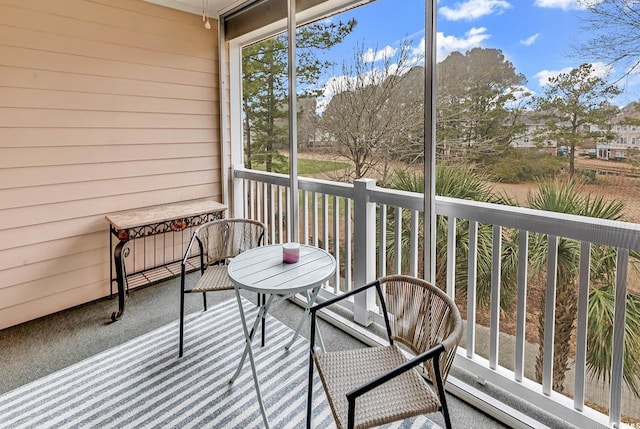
[316,75,348,114]
[534,62,614,86]
[520,33,540,46]
[411,38,426,63]
[362,46,397,63]
[533,0,589,10]
[505,85,536,108]
[437,27,491,61]
[439,0,511,21]
[534,67,573,86]
[590,61,615,78]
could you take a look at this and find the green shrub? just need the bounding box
[576,169,597,183]
[481,149,566,183]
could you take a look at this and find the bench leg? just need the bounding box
[111,240,128,321]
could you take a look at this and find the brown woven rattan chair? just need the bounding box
[178,218,265,357]
[307,275,463,429]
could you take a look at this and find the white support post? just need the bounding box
[353,178,376,326]
[231,165,245,218]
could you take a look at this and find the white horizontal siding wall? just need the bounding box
[0,0,221,329]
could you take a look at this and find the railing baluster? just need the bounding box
[394,207,402,274]
[250,180,256,220]
[467,220,478,358]
[262,183,267,242]
[409,210,418,276]
[257,180,262,221]
[284,186,288,242]
[273,184,279,242]
[345,198,352,292]
[312,192,318,247]
[302,191,309,245]
[542,235,559,396]
[243,179,249,219]
[333,195,340,293]
[574,241,591,411]
[490,225,502,370]
[379,204,387,278]
[278,185,284,243]
[609,248,628,427]
[246,179,251,219]
[514,229,528,382]
[256,181,262,223]
[323,193,329,251]
[267,184,274,244]
[446,216,456,298]
[240,178,245,218]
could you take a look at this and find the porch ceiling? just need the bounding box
[144,0,238,16]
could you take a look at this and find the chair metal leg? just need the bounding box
[202,292,207,311]
[433,357,453,429]
[179,290,185,358]
[306,352,314,429]
[307,308,319,429]
[347,397,355,429]
[260,293,266,346]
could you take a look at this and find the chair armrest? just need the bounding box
[309,280,387,353]
[310,280,382,313]
[309,279,394,351]
[346,343,446,401]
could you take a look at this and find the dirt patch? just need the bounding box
[493,178,640,224]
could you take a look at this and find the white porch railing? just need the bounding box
[232,166,640,429]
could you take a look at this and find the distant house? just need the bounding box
[595,143,628,161]
[591,102,640,160]
[306,130,336,148]
[511,103,640,159]
[510,111,559,155]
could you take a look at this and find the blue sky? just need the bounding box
[317,0,640,109]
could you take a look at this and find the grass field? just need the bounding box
[250,157,349,175]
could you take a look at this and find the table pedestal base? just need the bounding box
[230,289,325,429]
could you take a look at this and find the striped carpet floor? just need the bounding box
[0,298,437,428]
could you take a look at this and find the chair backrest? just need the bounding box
[195,218,265,264]
[379,275,463,384]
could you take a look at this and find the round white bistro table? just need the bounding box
[227,244,336,429]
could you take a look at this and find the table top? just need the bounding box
[227,244,336,295]
[105,198,226,230]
